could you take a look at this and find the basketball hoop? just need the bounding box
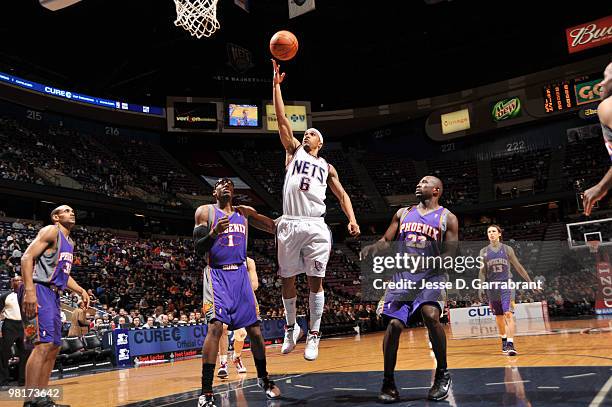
[173,0,220,39]
[587,240,600,254]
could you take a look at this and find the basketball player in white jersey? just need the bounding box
[271,59,361,360]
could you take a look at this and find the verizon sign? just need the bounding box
[566,15,612,54]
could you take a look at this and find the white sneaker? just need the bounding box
[233,356,247,373]
[198,393,215,407]
[281,323,302,354]
[304,331,321,361]
[217,361,228,378]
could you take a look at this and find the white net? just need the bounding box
[173,0,220,39]
[588,240,600,254]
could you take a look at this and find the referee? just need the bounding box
[0,276,27,386]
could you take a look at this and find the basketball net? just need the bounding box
[173,0,220,39]
[587,240,600,255]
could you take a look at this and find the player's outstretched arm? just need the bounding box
[20,225,56,318]
[441,212,459,258]
[584,97,612,215]
[506,247,533,283]
[328,164,360,237]
[272,59,300,163]
[359,208,403,260]
[235,205,276,234]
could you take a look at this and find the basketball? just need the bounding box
[270,30,299,61]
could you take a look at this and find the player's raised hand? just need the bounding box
[272,59,286,85]
[235,205,257,218]
[213,216,230,236]
[583,184,607,216]
[348,221,360,237]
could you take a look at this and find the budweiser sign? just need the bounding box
[566,15,612,54]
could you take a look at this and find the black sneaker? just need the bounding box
[507,342,518,356]
[428,369,451,401]
[378,377,400,403]
[258,376,281,399]
[197,393,215,407]
[502,342,509,354]
[33,397,70,407]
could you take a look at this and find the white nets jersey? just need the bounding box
[283,145,329,217]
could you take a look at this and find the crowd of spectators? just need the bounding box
[0,117,204,207]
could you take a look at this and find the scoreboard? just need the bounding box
[543,81,573,113]
[543,75,603,114]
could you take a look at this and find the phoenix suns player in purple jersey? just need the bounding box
[19,205,90,407]
[478,225,537,356]
[362,176,458,403]
[193,178,280,407]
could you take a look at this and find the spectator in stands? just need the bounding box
[0,276,27,386]
[142,317,156,329]
[131,317,141,328]
[68,300,90,337]
[117,316,127,329]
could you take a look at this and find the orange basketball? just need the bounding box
[269,30,298,61]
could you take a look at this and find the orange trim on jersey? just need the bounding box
[438,207,448,239]
[206,266,216,320]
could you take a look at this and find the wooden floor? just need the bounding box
[4,318,611,406]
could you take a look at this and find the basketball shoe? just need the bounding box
[428,368,451,401]
[258,376,281,399]
[233,356,247,373]
[197,393,215,407]
[217,361,228,378]
[378,377,400,403]
[281,323,302,354]
[304,331,320,361]
[507,342,518,356]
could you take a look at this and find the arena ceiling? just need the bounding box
[1,0,611,111]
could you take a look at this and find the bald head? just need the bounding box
[428,176,443,196]
[601,62,612,100]
[416,176,444,201]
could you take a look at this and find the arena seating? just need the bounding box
[361,152,418,196]
[491,149,551,194]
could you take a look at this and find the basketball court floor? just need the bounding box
[3,318,610,407]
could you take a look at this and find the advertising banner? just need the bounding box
[566,15,612,54]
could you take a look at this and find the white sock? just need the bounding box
[220,355,227,364]
[309,291,324,333]
[507,337,513,343]
[283,296,297,327]
[501,335,507,340]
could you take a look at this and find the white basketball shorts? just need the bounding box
[276,215,332,278]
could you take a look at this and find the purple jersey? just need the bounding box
[207,206,247,266]
[482,244,512,282]
[397,206,448,257]
[33,226,73,290]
